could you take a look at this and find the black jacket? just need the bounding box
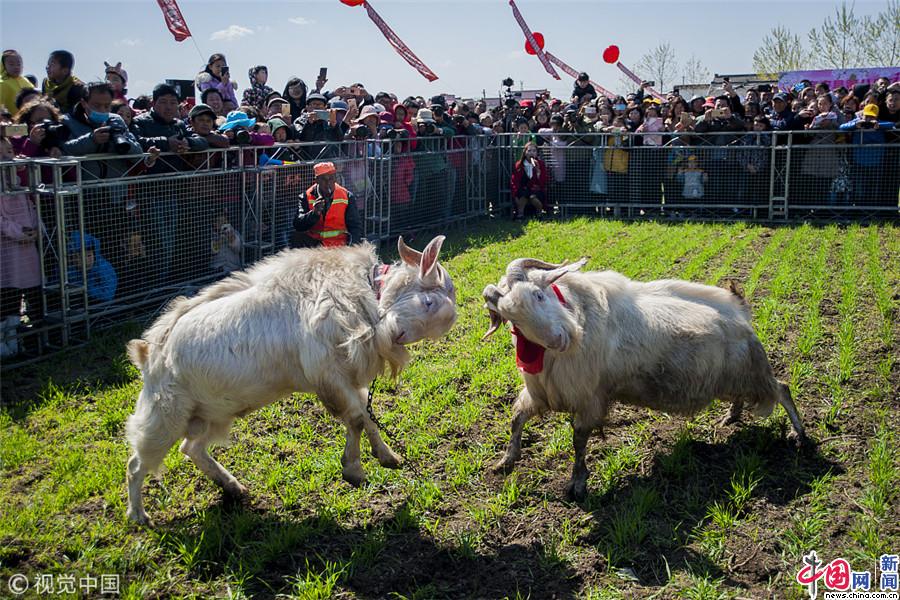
[132,110,210,173]
[292,183,363,244]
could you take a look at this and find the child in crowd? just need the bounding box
[0,136,42,356]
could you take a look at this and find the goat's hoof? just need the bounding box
[718,414,740,427]
[564,479,587,502]
[377,449,402,469]
[224,481,248,498]
[127,508,153,527]
[492,457,516,475]
[788,430,809,448]
[342,465,366,487]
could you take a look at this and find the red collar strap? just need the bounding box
[551,283,566,305]
[373,264,391,300]
[513,284,566,375]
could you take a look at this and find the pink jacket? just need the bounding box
[1,192,41,289]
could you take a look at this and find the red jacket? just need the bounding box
[510,156,549,200]
[392,155,414,205]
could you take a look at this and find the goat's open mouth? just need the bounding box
[394,331,405,344]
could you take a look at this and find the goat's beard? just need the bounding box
[374,319,411,379]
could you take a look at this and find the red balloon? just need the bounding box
[602,45,620,64]
[525,32,545,56]
[340,0,365,6]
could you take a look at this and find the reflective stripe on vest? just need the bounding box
[307,185,350,246]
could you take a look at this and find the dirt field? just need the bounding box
[1,219,898,599]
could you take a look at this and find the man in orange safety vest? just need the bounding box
[291,161,363,248]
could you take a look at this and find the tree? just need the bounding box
[635,42,679,93]
[859,0,900,66]
[808,2,862,68]
[681,54,710,85]
[753,25,811,77]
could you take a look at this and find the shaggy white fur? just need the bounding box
[125,236,456,525]
[483,259,806,500]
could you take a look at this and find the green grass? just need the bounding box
[2,219,898,599]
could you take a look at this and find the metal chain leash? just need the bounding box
[366,378,423,479]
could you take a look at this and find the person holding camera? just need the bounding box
[291,161,362,248]
[11,99,65,162]
[196,53,238,113]
[294,93,341,159]
[60,81,147,269]
[61,81,143,177]
[411,108,452,222]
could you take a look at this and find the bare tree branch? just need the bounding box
[635,42,679,94]
[808,1,863,68]
[753,25,812,77]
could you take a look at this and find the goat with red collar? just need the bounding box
[482,258,807,501]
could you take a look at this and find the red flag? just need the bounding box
[508,0,560,80]
[364,2,438,82]
[156,0,192,42]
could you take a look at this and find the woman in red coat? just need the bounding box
[510,141,549,220]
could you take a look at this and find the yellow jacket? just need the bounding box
[0,63,34,115]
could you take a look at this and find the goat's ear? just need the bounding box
[540,257,588,286]
[419,235,445,280]
[398,236,422,268]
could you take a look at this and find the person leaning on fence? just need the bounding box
[290,161,362,249]
[132,83,210,172]
[0,135,42,358]
[838,103,896,206]
[11,100,65,164]
[61,81,147,269]
[60,81,143,177]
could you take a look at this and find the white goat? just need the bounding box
[125,236,456,525]
[483,258,806,500]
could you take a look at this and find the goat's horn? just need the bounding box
[481,284,506,340]
[505,258,566,282]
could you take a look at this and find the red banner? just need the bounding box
[544,52,615,99]
[616,61,665,100]
[365,2,438,82]
[508,0,560,80]
[156,0,192,42]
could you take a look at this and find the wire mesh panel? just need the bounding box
[2,134,897,367]
[785,130,900,218]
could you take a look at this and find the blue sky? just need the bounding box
[0,0,890,100]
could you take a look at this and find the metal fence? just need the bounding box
[1,131,897,365]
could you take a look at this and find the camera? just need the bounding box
[36,119,69,150]
[381,128,408,140]
[501,76,519,109]
[0,124,28,137]
[106,121,132,154]
[420,122,437,135]
[352,125,370,140]
[233,127,252,145]
[221,66,229,76]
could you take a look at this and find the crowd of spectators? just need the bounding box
[1,47,898,356]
